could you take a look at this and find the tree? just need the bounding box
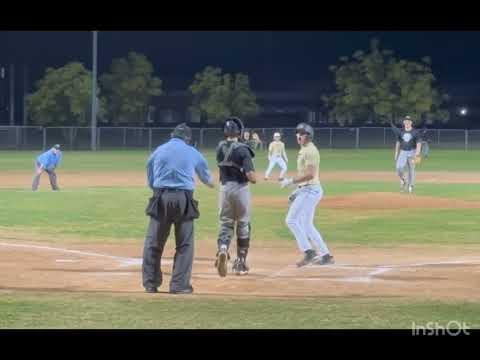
[323,39,450,126]
[27,62,106,126]
[189,66,259,124]
[100,52,163,126]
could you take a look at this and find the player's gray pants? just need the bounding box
[217,182,251,249]
[396,150,416,187]
[142,191,194,292]
[285,184,330,255]
[32,162,59,191]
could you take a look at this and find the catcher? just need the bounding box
[215,117,257,277]
[391,116,423,194]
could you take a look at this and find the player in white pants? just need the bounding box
[265,132,288,181]
[280,123,334,267]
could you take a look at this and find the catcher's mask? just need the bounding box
[171,123,193,144]
[295,123,314,139]
[224,117,244,138]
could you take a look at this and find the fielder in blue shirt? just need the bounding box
[143,123,214,294]
[32,144,62,191]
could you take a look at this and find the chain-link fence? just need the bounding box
[0,126,478,151]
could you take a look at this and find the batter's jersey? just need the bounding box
[297,142,321,187]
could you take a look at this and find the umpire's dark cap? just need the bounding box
[171,123,193,143]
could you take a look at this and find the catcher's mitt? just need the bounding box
[410,155,422,165]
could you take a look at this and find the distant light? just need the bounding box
[460,107,468,116]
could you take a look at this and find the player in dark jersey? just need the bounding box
[391,116,423,194]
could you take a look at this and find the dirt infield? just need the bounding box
[2,170,480,189]
[1,239,479,301]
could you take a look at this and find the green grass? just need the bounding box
[0,293,478,329]
[1,183,480,246]
[1,149,480,172]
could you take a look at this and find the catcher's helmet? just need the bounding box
[171,123,193,144]
[295,122,314,139]
[224,117,244,138]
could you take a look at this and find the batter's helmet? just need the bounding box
[224,117,244,138]
[273,132,281,139]
[171,123,193,144]
[295,123,314,139]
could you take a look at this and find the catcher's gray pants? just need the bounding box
[217,182,251,250]
[142,190,194,292]
[32,162,59,191]
[396,150,416,187]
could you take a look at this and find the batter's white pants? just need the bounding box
[265,156,287,178]
[285,184,330,255]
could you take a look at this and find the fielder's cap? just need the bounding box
[53,144,61,149]
[403,115,413,121]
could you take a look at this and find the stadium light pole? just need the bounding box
[91,30,98,151]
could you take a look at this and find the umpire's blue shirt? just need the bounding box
[36,149,62,170]
[147,138,212,191]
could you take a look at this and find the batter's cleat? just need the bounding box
[264,176,269,181]
[408,185,414,194]
[313,254,335,266]
[215,245,229,277]
[296,250,319,267]
[232,257,249,275]
[145,287,158,293]
[400,178,407,192]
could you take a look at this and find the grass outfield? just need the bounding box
[0,149,479,328]
[1,148,479,172]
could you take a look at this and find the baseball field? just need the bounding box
[0,148,479,329]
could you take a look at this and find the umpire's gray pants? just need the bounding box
[142,191,194,292]
[396,150,416,187]
[217,182,251,249]
[32,162,60,191]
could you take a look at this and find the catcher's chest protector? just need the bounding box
[218,141,254,170]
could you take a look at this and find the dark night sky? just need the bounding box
[3,31,480,94]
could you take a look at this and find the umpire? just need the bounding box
[142,123,214,294]
[215,117,257,277]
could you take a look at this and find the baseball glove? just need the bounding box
[410,155,422,165]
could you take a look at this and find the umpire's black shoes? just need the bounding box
[169,286,194,295]
[215,245,229,277]
[296,249,319,267]
[145,287,158,293]
[313,254,335,266]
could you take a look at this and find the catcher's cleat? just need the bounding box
[313,254,335,266]
[232,257,249,276]
[215,245,229,277]
[296,250,319,267]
